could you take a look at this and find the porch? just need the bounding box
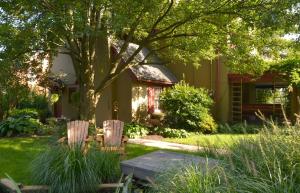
[228,73,290,123]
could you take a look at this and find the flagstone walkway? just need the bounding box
[128,138,228,154]
[128,138,201,152]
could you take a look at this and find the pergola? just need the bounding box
[228,72,288,123]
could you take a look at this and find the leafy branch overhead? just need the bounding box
[0,0,299,119]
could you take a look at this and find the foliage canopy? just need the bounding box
[0,0,299,120]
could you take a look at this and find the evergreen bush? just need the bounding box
[0,116,43,137]
[160,81,217,133]
[152,127,189,138]
[124,123,149,139]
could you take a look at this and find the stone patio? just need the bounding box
[121,150,219,182]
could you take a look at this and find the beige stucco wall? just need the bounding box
[166,60,214,89]
[59,88,79,119]
[111,70,133,123]
[51,52,76,85]
[166,59,230,123]
[51,52,79,120]
[95,86,112,126]
[132,84,148,123]
[50,43,114,126]
[215,58,230,123]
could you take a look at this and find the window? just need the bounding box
[256,87,289,105]
[68,87,78,103]
[255,88,273,104]
[147,86,163,113]
[154,87,162,111]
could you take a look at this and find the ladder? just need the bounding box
[232,80,242,123]
[273,83,287,122]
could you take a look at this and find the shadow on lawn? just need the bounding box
[0,137,49,184]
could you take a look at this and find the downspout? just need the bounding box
[215,50,221,115]
[210,59,213,91]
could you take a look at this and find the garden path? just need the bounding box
[121,150,219,182]
[128,138,227,154]
[129,138,199,151]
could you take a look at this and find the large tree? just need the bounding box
[0,0,299,121]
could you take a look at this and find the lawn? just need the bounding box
[0,134,249,185]
[163,133,257,148]
[0,136,161,185]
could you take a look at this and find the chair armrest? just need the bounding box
[95,134,104,146]
[95,134,104,142]
[57,137,66,143]
[122,136,128,143]
[85,136,95,142]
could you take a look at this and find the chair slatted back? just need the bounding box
[103,120,124,147]
[67,120,89,147]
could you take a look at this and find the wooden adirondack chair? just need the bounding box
[96,120,128,155]
[58,120,92,150]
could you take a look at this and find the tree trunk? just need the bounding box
[78,86,96,122]
[75,33,110,125]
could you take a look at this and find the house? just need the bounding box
[49,42,300,126]
[50,43,178,126]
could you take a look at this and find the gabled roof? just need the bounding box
[50,41,177,86]
[130,64,178,85]
[113,41,178,85]
[112,41,162,64]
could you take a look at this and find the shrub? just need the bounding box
[218,122,262,134]
[160,81,217,133]
[198,112,217,134]
[46,117,68,137]
[0,117,43,137]
[31,145,120,193]
[153,127,189,138]
[124,123,149,139]
[9,108,39,119]
[150,125,300,193]
[17,93,52,122]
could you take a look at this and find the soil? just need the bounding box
[141,135,164,140]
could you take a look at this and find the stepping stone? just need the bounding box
[121,150,219,182]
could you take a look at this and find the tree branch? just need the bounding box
[110,6,147,70]
[149,0,174,34]
[95,45,157,94]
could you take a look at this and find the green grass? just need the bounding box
[0,136,216,185]
[0,137,49,184]
[0,137,163,184]
[125,143,160,159]
[152,127,300,193]
[163,134,256,148]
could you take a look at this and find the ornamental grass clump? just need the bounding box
[149,164,226,193]
[31,144,120,193]
[222,126,300,193]
[150,121,300,193]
